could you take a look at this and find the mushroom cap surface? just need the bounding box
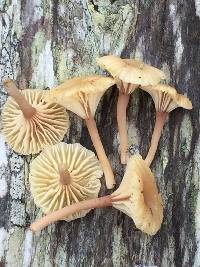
[45,75,115,119]
[29,142,103,221]
[112,155,163,235]
[2,89,69,154]
[142,84,193,112]
[97,55,166,91]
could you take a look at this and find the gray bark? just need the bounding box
[0,0,200,266]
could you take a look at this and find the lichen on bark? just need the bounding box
[0,0,200,267]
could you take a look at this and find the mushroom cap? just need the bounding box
[97,55,166,91]
[29,142,103,221]
[2,89,69,155]
[142,84,193,112]
[112,155,163,235]
[45,75,115,119]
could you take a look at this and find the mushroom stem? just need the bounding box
[85,112,115,189]
[145,111,168,166]
[3,79,36,119]
[117,91,130,164]
[30,195,129,232]
[58,165,71,185]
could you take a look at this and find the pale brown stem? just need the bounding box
[3,79,36,119]
[58,165,71,185]
[85,112,115,189]
[117,91,130,164]
[30,194,130,232]
[30,195,113,232]
[145,111,168,166]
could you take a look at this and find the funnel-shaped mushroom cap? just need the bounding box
[142,84,193,112]
[97,55,166,93]
[29,143,103,221]
[2,89,69,154]
[45,75,115,119]
[112,155,163,235]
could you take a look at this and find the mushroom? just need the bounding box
[141,84,193,166]
[111,155,163,235]
[45,75,116,189]
[97,55,166,164]
[30,155,163,236]
[2,79,69,154]
[29,142,103,221]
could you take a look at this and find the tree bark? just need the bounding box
[0,0,200,267]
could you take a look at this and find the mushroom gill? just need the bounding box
[142,84,193,166]
[2,79,69,154]
[30,155,163,236]
[29,142,103,222]
[45,75,116,189]
[97,55,166,164]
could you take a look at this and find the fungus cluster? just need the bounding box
[30,155,163,235]
[97,56,166,164]
[2,54,192,237]
[45,75,116,189]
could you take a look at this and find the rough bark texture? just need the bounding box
[0,0,200,266]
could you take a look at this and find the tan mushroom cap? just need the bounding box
[45,75,115,119]
[29,142,103,221]
[97,55,166,93]
[142,84,193,112]
[2,89,69,154]
[112,155,163,235]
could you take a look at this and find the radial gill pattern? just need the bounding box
[143,84,192,113]
[29,143,103,221]
[2,89,69,155]
[153,91,176,112]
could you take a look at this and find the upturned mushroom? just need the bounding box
[142,84,193,166]
[30,155,163,236]
[111,155,163,235]
[45,75,116,189]
[29,142,103,221]
[97,55,166,164]
[2,79,69,154]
